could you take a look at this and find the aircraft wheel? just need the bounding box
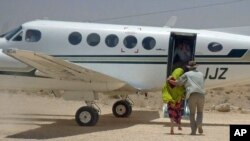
[112,100,132,117]
[75,106,99,126]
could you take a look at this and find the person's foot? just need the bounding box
[170,129,174,134]
[190,132,196,135]
[178,126,182,130]
[198,126,203,134]
[190,127,197,135]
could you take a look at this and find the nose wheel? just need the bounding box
[75,106,99,126]
[112,100,132,117]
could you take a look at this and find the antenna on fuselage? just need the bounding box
[164,16,177,28]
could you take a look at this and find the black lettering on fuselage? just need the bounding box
[204,67,228,80]
[218,68,228,79]
[209,68,218,79]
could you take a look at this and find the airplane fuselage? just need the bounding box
[1,20,250,91]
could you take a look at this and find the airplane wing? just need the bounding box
[2,49,137,92]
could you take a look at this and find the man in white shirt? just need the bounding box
[169,61,205,135]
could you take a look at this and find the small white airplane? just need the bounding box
[0,20,250,126]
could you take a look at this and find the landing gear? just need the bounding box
[112,100,132,117]
[75,106,99,126]
[74,93,134,126]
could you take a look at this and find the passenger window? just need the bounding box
[105,34,119,47]
[142,37,156,50]
[13,31,23,41]
[25,29,41,42]
[123,35,137,49]
[208,42,223,52]
[68,32,82,45]
[87,33,100,46]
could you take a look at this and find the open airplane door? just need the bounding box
[167,32,197,76]
[164,32,196,119]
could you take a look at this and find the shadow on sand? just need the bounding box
[0,110,228,139]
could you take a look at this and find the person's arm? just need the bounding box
[162,83,174,103]
[168,79,177,86]
[175,74,187,86]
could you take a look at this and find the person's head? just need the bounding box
[176,41,183,48]
[182,40,189,45]
[171,68,184,79]
[176,40,189,50]
[186,61,198,70]
[26,30,32,37]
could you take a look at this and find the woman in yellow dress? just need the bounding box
[162,68,185,134]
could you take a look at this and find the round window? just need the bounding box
[87,33,100,46]
[208,42,223,52]
[123,35,137,49]
[68,32,82,45]
[142,37,156,50]
[105,34,119,47]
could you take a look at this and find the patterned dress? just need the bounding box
[162,68,185,124]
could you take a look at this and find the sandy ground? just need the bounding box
[0,87,250,141]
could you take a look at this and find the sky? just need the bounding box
[0,0,250,34]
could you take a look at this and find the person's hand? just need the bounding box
[175,103,181,109]
[168,79,177,86]
[167,76,173,81]
[171,103,175,108]
[169,102,175,108]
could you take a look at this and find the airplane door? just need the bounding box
[167,32,197,77]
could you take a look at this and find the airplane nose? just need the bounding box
[0,38,7,49]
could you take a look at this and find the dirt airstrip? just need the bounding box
[0,84,250,141]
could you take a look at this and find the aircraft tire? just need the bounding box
[112,100,132,117]
[75,106,99,126]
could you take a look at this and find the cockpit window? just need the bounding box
[0,33,6,38]
[3,26,22,40]
[25,29,41,42]
[13,31,23,41]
